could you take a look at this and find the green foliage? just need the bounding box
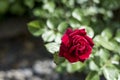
[45,42,59,53]
[89,60,99,71]
[69,18,81,28]
[28,20,45,36]
[101,28,112,40]
[101,0,120,9]
[66,61,85,73]
[24,0,34,8]
[0,0,9,14]
[115,29,120,43]
[53,52,65,65]
[42,30,56,42]
[57,22,68,33]
[94,35,119,52]
[103,66,120,80]
[86,71,100,80]
[27,0,120,80]
[72,8,83,21]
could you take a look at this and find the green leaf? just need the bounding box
[28,20,45,36]
[53,53,65,65]
[72,8,83,21]
[96,49,110,63]
[56,61,67,72]
[76,0,88,4]
[89,61,99,71]
[45,42,60,54]
[61,0,75,8]
[118,75,120,80]
[103,67,119,80]
[69,18,81,28]
[86,71,100,80]
[81,17,91,25]
[53,8,65,18]
[111,54,120,65]
[93,0,100,4]
[24,0,34,8]
[94,35,118,52]
[101,0,120,10]
[115,29,120,43]
[93,56,102,68]
[0,0,9,14]
[42,30,56,42]
[57,22,68,33]
[84,6,98,16]
[85,26,94,38]
[28,20,41,28]
[111,40,120,53]
[46,18,59,29]
[33,8,49,18]
[43,1,55,13]
[66,62,85,73]
[55,33,62,44]
[101,28,112,40]
[68,0,75,8]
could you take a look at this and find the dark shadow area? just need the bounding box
[0,17,52,70]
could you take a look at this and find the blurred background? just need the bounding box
[0,0,120,80]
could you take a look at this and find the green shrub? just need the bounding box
[28,0,120,80]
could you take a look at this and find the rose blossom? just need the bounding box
[59,28,94,63]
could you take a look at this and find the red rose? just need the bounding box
[59,28,94,63]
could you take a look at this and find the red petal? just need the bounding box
[59,44,65,57]
[79,45,92,60]
[70,29,86,37]
[64,52,79,63]
[65,28,73,35]
[61,28,73,46]
[84,35,94,47]
[79,29,86,35]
